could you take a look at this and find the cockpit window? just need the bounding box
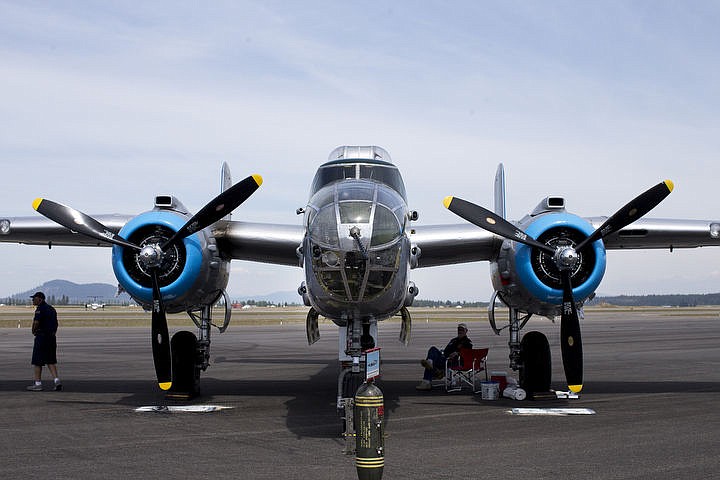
[310,161,407,200]
[310,205,339,247]
[359,165,406,199]
[310,165,355,195]
[339,202,372,224]
[371,205,401,247]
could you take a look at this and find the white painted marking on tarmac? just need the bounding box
[134,405,233,413]
[510,408,596,416]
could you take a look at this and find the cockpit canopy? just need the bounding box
[309,146,407,201]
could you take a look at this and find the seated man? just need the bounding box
[416,323,472,391]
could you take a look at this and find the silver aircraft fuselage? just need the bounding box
[300,148,415,325]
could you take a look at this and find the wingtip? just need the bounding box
[159,382,172,391]
[664,179,674,192]
[32,198,43,211]
[568,384,583,393]
[252,174,263,187]
[442,196,454,209]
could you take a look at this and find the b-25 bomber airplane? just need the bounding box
[2,145,720,414]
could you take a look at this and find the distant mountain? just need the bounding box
[1,279,301,306]
[3,279,132,305]
[230,291,302,305]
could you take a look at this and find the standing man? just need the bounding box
[26,292,62,391]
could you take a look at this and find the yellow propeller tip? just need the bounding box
[568,384,583,393]
[443,196,454,209]
[664,179,674,192]
[32,198,43,211]
[159,382,172,391]
[252,174,263,186]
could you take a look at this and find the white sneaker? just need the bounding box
[26,384,42,391]
[415,380,432,391]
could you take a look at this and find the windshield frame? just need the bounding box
[310,160,407,201]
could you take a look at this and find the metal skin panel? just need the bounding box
[213,221,304,266]
[408,223,500,267]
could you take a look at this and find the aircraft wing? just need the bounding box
[4,213,717,266]
[0,214,133,247]
[213,220,305,267]
[0,214,306,267]
[407,217,720,268]
[589,217,720,249]
[409,223,501,267]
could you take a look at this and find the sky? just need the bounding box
[2,1,720,301]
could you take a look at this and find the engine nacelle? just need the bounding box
[491,212,606,317]
[111,209,230,313]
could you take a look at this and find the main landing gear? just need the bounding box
[488,292,552,394]
[165,293,232,399]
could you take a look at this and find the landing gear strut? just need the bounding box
[338,318,377,453]
[488,291,552,394]
[166,292,231,399]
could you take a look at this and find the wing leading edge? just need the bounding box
[594,217,720,249]
[0,214,133,247]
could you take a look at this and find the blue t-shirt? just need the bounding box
[34,302,58,336]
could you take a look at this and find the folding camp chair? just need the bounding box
[445,347,489,393]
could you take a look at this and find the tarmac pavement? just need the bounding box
[1,310,718,479]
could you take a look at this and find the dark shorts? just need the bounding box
[31,335,57,366]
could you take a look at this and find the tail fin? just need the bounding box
[220,162,233,220]
[494,163,506,219]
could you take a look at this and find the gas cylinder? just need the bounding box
[354,381,384,480]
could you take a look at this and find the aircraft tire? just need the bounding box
[519,331,551,393]
[171,330,199,394]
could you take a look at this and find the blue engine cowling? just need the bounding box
[110,210,229,313]
[493,212,606,316]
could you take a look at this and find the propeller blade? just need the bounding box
[576,180,674,252]
[161,174,263,250]
[559,270,583,393]
[150,269,172,391]
[443,196,555,254]
[33,198,141,251]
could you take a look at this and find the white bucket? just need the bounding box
[480,381,499,400]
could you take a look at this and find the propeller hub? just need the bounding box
[138,244,164,269]
[554,246,579,271]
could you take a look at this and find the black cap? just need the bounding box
[30,292,45,300]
